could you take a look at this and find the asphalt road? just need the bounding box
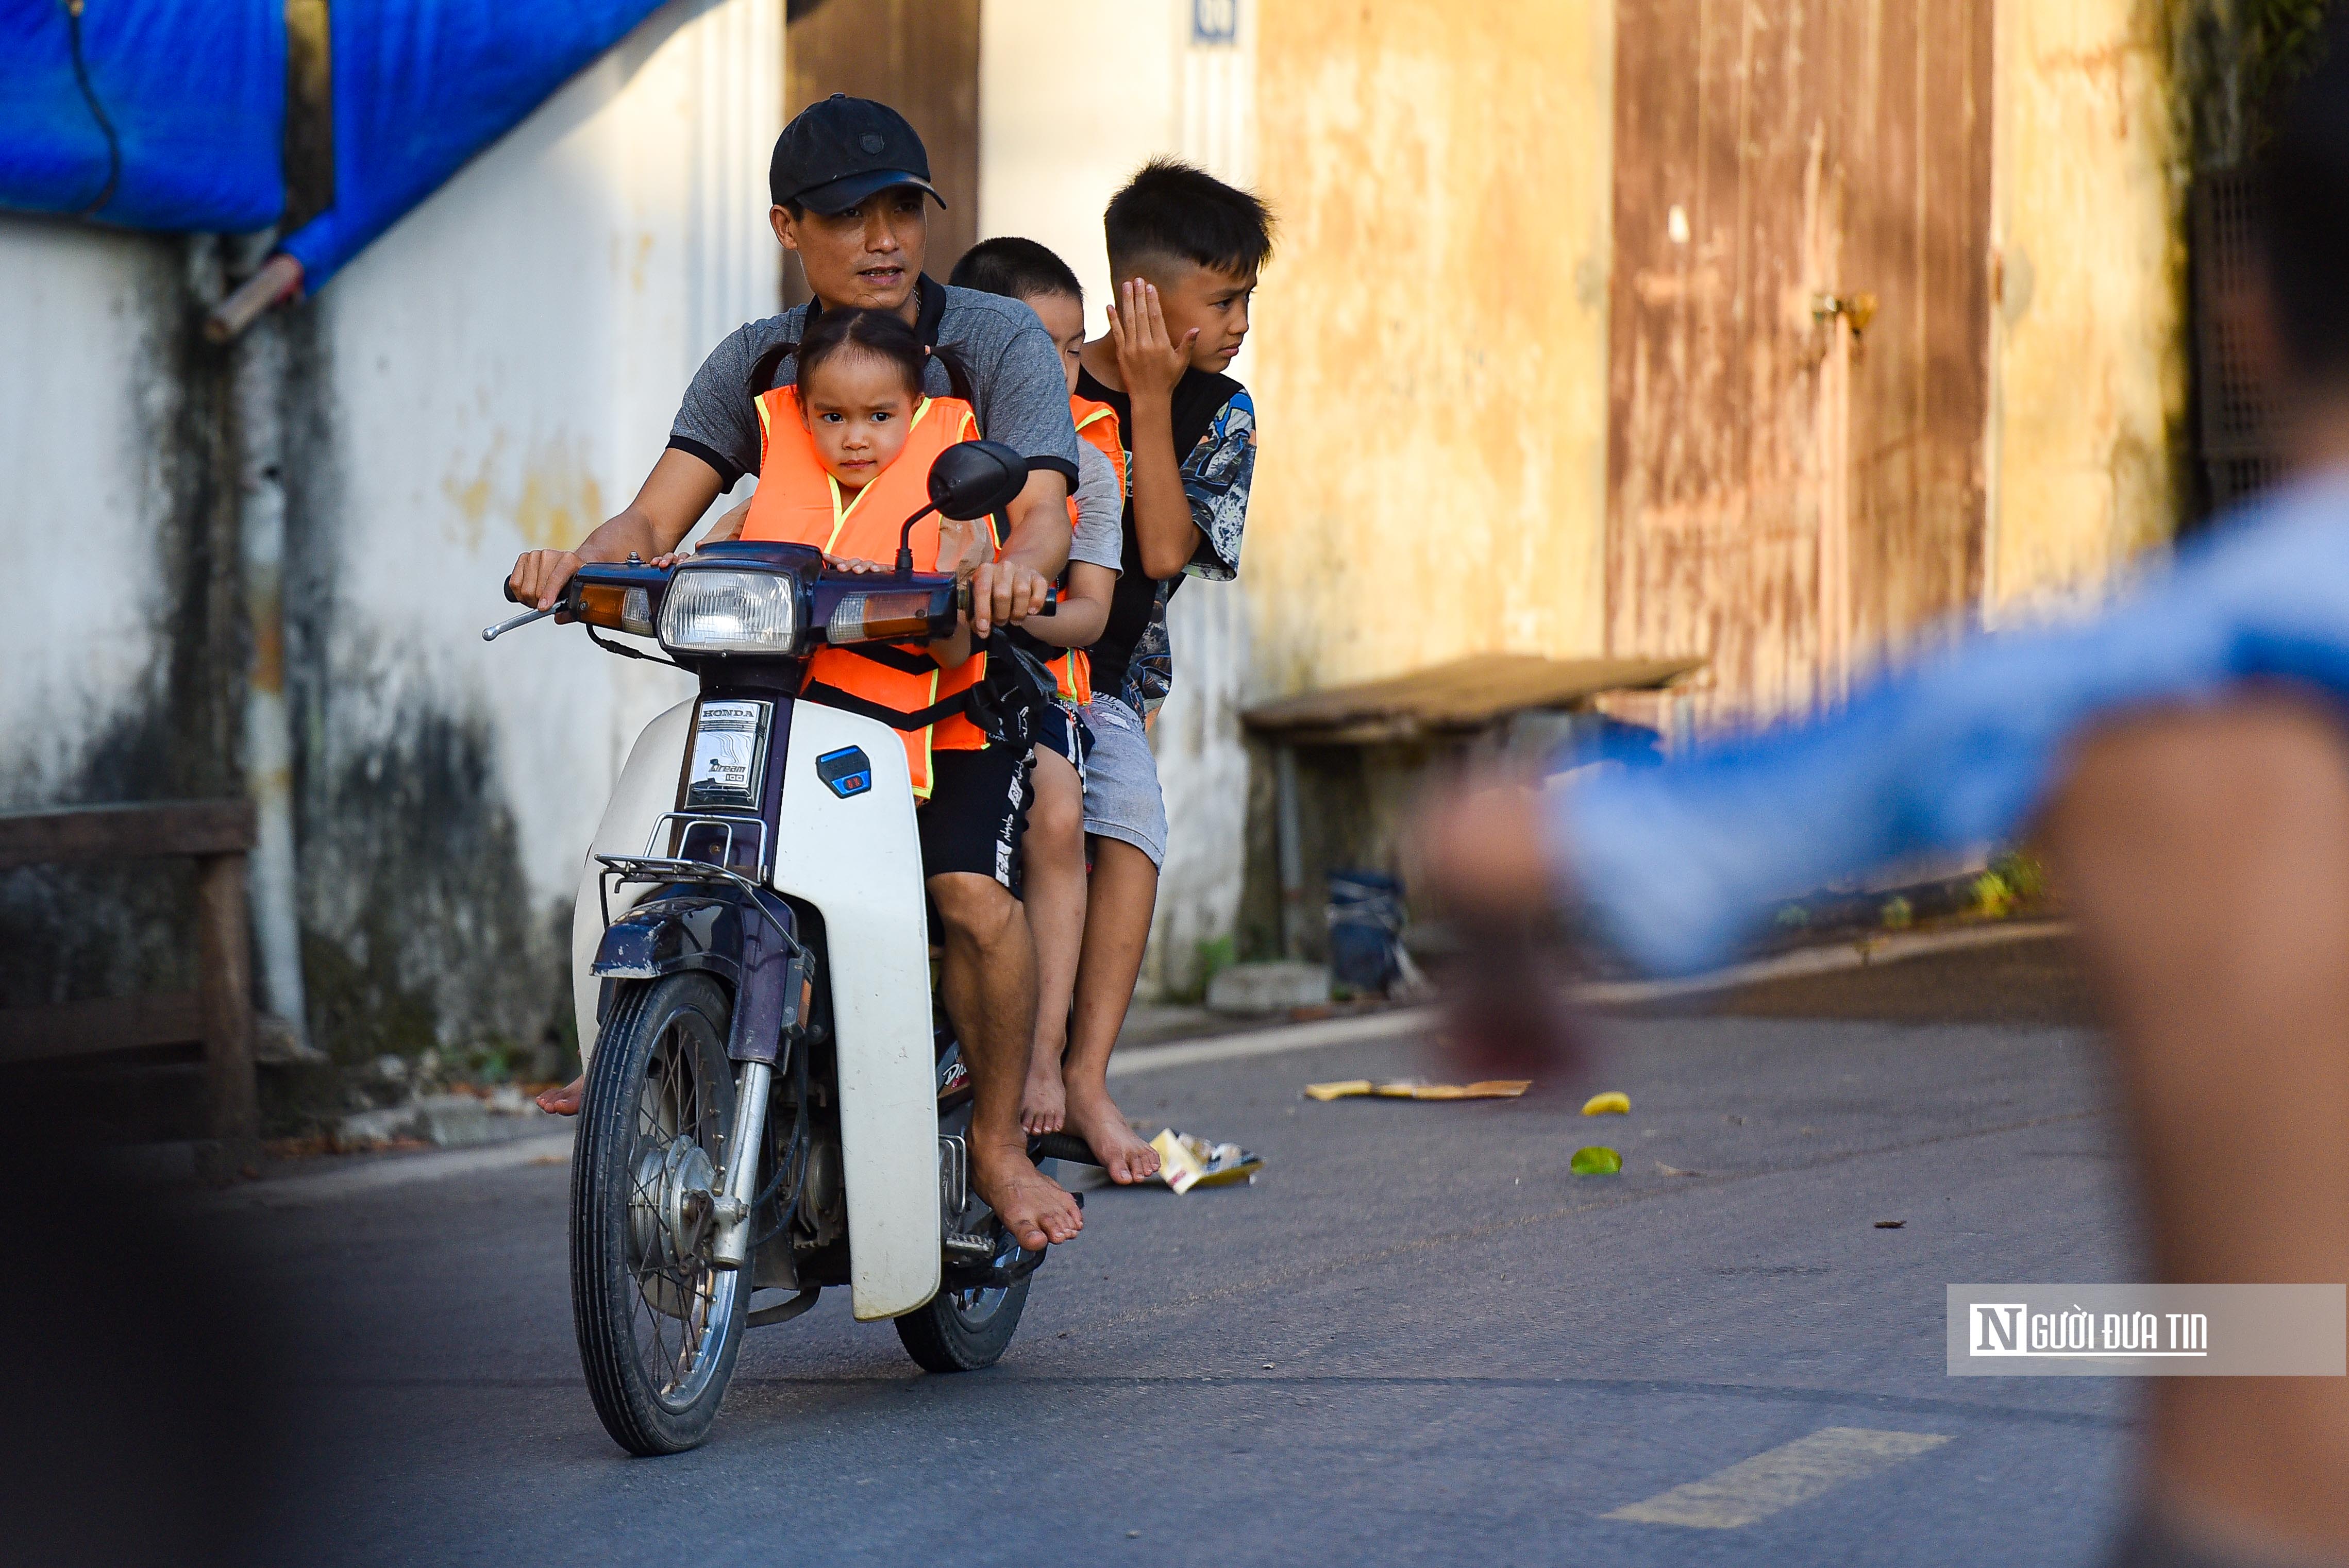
[212,933,2142,1566]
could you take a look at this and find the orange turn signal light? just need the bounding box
[827,589,934,644]
[576,583,654,636]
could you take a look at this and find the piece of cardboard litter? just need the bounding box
[1150,1128,1265,1194]
[1303,1078,1532,1102]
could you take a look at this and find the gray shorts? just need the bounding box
[1077,695,1167,867]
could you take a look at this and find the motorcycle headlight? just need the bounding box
[658,568,801,655]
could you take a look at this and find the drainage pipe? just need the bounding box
[229,245,310,1050]
[206,253,304,344]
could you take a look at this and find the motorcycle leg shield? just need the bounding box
[768,703,943,1321]
[572,700,697,1066]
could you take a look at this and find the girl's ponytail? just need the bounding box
[746,340,796,401]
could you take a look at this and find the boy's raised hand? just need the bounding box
[1107,279,1198,402]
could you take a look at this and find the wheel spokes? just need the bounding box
[619,1014,733,1403]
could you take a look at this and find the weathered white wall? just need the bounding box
[979,0,1257,995]
[978,1,1179,338]
[1150,12,1259,995]
[0,0,782,1057]
[295,0,780,1051]
[0,217,188,806]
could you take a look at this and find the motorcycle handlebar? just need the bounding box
[491,560,1054,645]
[510,567,1050,610]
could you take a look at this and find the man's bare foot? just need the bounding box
[970,1144,1083,1251]
[1020,1058,1067,1136]
[1063,1083,1161,1184]
[535,1075,584,1116]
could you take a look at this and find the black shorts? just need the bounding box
[919,743,1033,894]
[1033,700,1091,778]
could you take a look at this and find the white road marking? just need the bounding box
[1602,1426,1953,1529]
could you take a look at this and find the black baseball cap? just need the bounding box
[769,94,946,214]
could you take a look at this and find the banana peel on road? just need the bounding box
[1303,1078,1532,1102]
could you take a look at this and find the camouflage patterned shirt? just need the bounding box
[1117,389,1256,716]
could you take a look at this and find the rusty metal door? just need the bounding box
[1606,0,1993,728]
[783,0,981,305]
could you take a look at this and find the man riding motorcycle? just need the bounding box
[508,96,1085,1254]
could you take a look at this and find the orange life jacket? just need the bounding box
[1036,396,1128,706]
[1073,394,1129,498]
[742,386,992,798]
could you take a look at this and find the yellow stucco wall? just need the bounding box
[1245,0,1616,698]
[1988,0,2191,614]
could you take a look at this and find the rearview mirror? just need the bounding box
[927,440,1028,521]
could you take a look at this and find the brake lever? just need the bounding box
[483,604,558,642]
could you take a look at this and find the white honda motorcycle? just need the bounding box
[488,441,1096,1455]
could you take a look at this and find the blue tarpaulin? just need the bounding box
[280,1,664,288]
[1,0,666,291]
[0,0,285,230]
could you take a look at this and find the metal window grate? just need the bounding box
[2193,167,2291,511]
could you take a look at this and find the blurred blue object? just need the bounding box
[0,0,284,230]
[0,0,662,288]
[1555,474,2349,977]
[1545,711,1663,776]
[1328,870,1406,994]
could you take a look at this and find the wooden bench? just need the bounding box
[0,801,262,1170]
[1242,653,1707,955]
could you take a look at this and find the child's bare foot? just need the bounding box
[1020,1059,1067,1136]
[970,1144,1083,1250]
[535,1075,584,1116]
[1062,1082,1161,1184]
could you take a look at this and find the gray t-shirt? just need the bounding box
[1070,440,1124,574]
[666,278,1082,492]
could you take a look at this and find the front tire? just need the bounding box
[571,973,749,1455]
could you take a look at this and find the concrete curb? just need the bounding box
[1108,1006,1435,1078]
[1574,918,2073,1006]
[1109,919,2073,1078]
[196,1131,574,1208]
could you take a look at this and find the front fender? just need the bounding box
[591,893,747,986]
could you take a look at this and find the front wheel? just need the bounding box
[571,972,749,1455]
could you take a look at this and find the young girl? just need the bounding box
[948,238,1153,1181]
[666,309,993,724]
